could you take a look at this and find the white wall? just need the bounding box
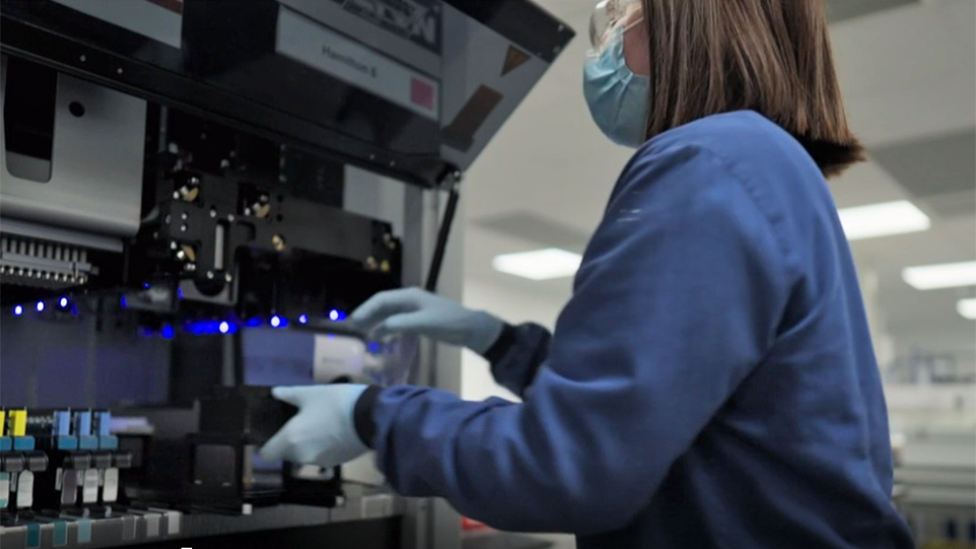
[459,279,567,401]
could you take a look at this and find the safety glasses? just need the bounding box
[589,0,643,51]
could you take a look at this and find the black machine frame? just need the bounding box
[0,1,576,547]
[0,0,574,190]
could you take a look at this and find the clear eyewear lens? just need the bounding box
[589,1,613,48]
[589,0,640,49]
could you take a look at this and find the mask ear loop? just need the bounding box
[621,16,644,33]
[586,16,645,60]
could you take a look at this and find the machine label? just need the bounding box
[16,471,32,508]
[277,8,440,120]
[328,0,442,55]
[52,0,183,49]
[74,519,92,544]
[144,513,160,538]
[0,472,8,507]
[121,515,137,540]
[26,523,40,549]
[82,469,99,503]
[164,510,182,535]
[60,469,78,504]
[102,468,120,503]
[52,520,68,546]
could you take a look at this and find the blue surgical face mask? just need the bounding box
[583,24,650,148]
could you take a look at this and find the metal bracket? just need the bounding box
[424,170,462,292]
[0,54,145,237]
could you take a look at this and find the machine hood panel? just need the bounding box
[0,0,575,187]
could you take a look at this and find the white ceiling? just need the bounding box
[460,0,976,356]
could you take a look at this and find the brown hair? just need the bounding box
[639,0,864,177]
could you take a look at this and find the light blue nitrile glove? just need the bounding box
[259,385,369,468]
[350,288,504,355]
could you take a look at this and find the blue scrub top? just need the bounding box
[357,110,915,549]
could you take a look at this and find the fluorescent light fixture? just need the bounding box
[492,248,582,280]
[902,261,976,290]
[957,298,976,320]
[837,200,930,241]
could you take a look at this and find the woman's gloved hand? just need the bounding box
[350,288,504,355]
[259,384,369,468]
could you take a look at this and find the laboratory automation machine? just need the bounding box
[0,1,574,547]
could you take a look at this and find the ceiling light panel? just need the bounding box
[837,200,931,241]
[957,298,976,320]
[902,261,976,290]
[492,248,582,280]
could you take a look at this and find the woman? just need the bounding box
[261,1,915,547]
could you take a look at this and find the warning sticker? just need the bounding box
[442,85,504,152]
[501,46,531,76]
[276,8,440,120]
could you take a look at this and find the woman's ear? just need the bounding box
[623,15,651,76]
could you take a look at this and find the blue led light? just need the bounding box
[161,324,176,340]
[60,297,69,308]
[329,310,339,321]
[185,320,223,336]
[36,301,45,312]
[367,341,381,354]
[299,314,308,325]
[120,296,127,309]
[245,317,263,328]
[270,315,282,328]
[183,320,237,335]
[177,288,184,300]
[143,283,151,289]
[13,305,23,316]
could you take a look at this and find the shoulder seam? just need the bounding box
[696,146,800,282]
